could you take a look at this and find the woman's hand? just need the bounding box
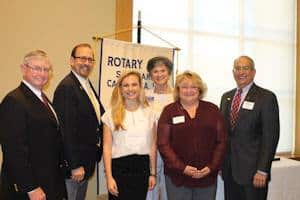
[148,175,156,190]
[107,176,119,196]
[192,166,211,179]
[183,165,197,177]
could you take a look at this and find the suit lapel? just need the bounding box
[220,89,235,134]
[42,94,59,124]
[20,83,58,126]
[69,72,100,125]
[225,90,236,121]
[69,71,92,103]
[88,80,100,103]
[235,84,258,128]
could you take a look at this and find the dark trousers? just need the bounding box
[109,154,150,200]
[224,167,268,200]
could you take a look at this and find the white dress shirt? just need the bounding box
[102,106,156,159]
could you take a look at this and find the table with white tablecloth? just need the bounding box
[216,157,300,200]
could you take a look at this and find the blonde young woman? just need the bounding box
[145,56,173,200]
[102,71,157,200]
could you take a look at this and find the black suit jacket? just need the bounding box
[0,83,66,200]
[220,83,280,185]
[53,72,104,179]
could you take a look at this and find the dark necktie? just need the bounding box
[41,92,52,112]
[230,89,242,128]
[41,92,59,125]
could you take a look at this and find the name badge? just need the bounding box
[242,101,255,110]
[172,116,185,124]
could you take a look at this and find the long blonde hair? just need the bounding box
[111,71,149,131]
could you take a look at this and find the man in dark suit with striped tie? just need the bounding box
[0,50,66,200]
[53,43,104,200]
[220,55,280,200]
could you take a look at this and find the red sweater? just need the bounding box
[158,100,227,187]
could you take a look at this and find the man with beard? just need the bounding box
[53,43,105,200]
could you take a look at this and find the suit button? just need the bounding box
[96,128,100,132]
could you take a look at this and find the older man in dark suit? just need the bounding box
[0,50,66,200]
[53,43,104,200]
[220,55,280,200]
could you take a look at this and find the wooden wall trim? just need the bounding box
[295,0,300,154]
[115,0,133,42]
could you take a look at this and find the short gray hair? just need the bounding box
[234,55,255,69]
[23,50,50,66]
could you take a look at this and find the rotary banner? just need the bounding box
[99,38,174,109]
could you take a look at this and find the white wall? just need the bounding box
[0,1,116,199]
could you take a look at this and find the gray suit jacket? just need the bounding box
[220,83,279,185]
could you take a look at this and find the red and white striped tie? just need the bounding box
[230,89,242,128]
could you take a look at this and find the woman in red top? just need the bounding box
[158,71,227,200]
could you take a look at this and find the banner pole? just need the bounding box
[137,10,142,43]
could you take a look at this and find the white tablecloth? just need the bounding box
[216,157,300,200]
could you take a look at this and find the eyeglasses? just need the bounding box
[233,66,253,71]
[73,56,95,63]
[25,64,52,73]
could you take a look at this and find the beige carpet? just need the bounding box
[97,194,108,200]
